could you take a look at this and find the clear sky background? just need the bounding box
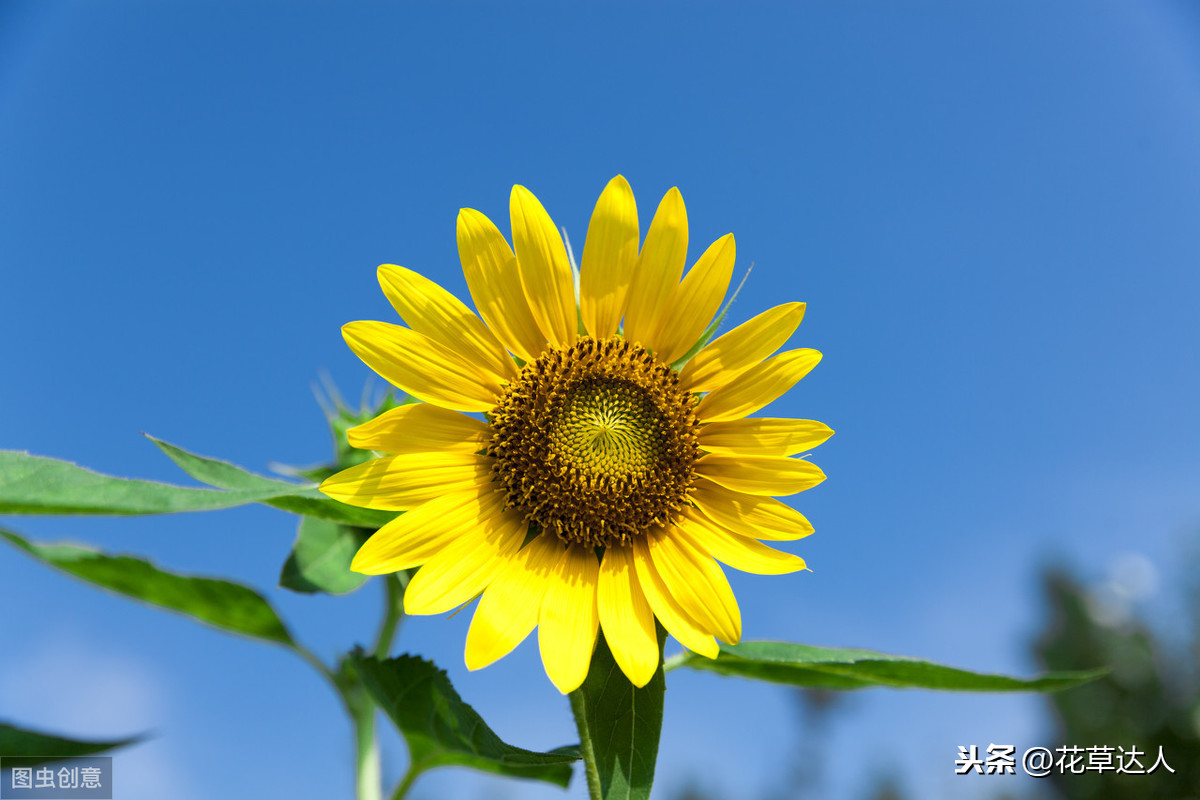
[3,2,1199,799]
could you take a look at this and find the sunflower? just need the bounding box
[320,176,832,693]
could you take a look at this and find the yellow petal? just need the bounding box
[349,486,506,574]
[346,403,491,454]
[653,233,735,365]
[623,187,688,351]
[401,508,528,615]
[698,418,834,457]
[342,321,501,413]
[690,478,815,541]
[510,185,577,348]
[679,302,806,393]
[580,175,640,339]
[320,452,494,511]
[677,508,807,575]
[597,544,659,688]
[694,348,822,423]
[631,536,718,658]
[377,264,518,383]
[465,534,564,670]
[538,544,600,693]
[457,208,547,362]
[695,454,826,496]
[645,528,740,645]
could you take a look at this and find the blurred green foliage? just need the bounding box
[1033,566,1200,800]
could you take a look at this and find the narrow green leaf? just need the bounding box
[670,641,1106,692]
[571,630,666,800]
[0,722,141,764]
[1,528,295,647]
[145,436,298,493]
[279,516,371,595]
[147,436,394,528]
[351,652,578,787]
[0,451,299,515]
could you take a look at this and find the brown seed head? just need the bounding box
[488,336,700,547]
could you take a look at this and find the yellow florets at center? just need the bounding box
[488,336,700,547]
[552,381,664,478]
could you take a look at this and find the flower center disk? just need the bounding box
[488,336,700,547]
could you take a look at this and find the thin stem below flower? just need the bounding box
[352,699,382,800]
[291,641,337,686]
[283,640,379,800]
[568,689,603,800]
[346,570,411,800]
[388,767,418,800]
[373,572,407,657]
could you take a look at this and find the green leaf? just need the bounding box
[0,722,141,764]
[669,641,1106,691]
[1,528,295,647]
[147,436,394,529]
[570,629,666,800]
[351,652,578,788]
[0,451,304,516]
[278,516,371,595]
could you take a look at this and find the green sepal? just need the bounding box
[1,527,295,647]
[668,641,1106,692]
[350,651,579,788]
[668,265,752,371]
[324,390,409,473]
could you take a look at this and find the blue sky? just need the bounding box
[3,2,1200,798]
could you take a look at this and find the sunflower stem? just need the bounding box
[352,571,408,800]
[388,768,418,800]
[568,687,604,800]
[351,695,382,800]
[373,572,407,657]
